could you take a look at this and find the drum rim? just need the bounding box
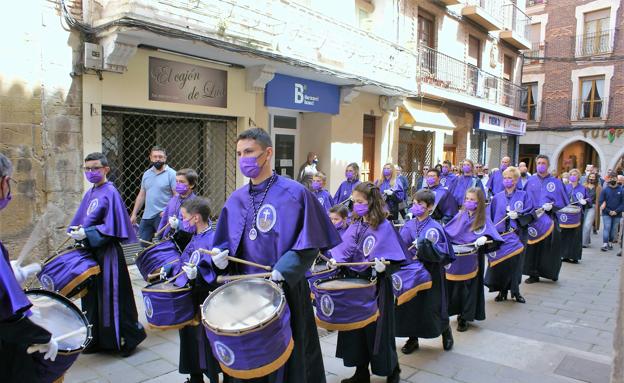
[200,278,286,334]
[24,289,92,354]
[451,245,478,256]
[142,281,193,293]
[313,275,377,290]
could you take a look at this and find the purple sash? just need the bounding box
[392,262,432,305]
[141,281,196,329]
[527,213,554,244]
[445,246,478,281]
[556,206,582,229]
[485,230,524,267]
[313,277,379,330]
[38,248,100,298]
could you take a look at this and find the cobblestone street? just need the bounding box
[65,234,620,383]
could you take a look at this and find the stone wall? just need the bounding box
[0,0,84,261]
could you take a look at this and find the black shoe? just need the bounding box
[582,245,588,248]
[120,345,138,358]
[571,260,579,264]
[495,290,508,302]
[401,337,419,354]
[386,366,401,383]
[525,276,539,284]
[457,317,468,332]
[441,327,454,351]
[601,246,608,252]
[341,366,370,383]
[512,293,526,303]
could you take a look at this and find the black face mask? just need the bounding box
[609,180,617,186]
[477,174,484,179]
[152,161,165,170]
[520,172,527,177]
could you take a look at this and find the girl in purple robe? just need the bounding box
[157,168,198,249]
[67,152,146,355]
[376,163,405,221]
[449,159,485,209]
[486,167,534,304]
[310,172,333,213]
[444,187,503,332]
[561,168,589,263]
[329,182,406,383]
[334,163,361,206]
[396,190,455,355]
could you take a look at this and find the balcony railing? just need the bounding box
[502,3,531,38]
[527,0,546,6]
[571,97,610,121]
[522,42,544,63]
[521,101,541,122]
[417,46,527,112]
[575,29,615,56]
[464,0,505,24]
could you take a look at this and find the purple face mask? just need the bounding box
[441,166,449,175]
[239,152,265,179]
[536,164,548,174]
[426,176,436,186]
[500,164,508,171]
[334,221,344,230]
[353,202,369,216]
[346,170,354,181]
[569,175,578,183]
[181,217,196,232]
[503,178,514,189]
[176,182,190,195]
[462,164,472,174]
[410,203,427,217]
[464,200,478,211]
[85,170,104,184]
[311,180,322,191]
[383,168,393,178]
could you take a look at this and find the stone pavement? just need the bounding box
[64,234,620,383]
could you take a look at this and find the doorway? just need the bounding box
[270,109,300,180]
[362,115,376,182]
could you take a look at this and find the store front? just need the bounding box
[473,111,526,168]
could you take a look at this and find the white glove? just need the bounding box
[182,263,197,280]
[580,199,587,206]
[327,258,338,269]
[168,216,179,230]
[158,267,167,281]
[383,189,394,196]
[27,339,58,362]
[507,210,518,220]
[374,257,386,273]
[211,248,229,270]
[475,236,488,247]
[542,202,553,212]
[67,228,86,241]
[11,261,41,285]
[270,269,285,282]
[411,239,419,249]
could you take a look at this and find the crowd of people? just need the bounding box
[1,130,623,383]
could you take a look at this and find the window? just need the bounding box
[468,35,481,68]
[522,83,538,121]
[582,8,610,55]
[579,76,604,119]
[503,55,513,81]
[418,9,435,48]
[356,0,374,30]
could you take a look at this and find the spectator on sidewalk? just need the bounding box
[599,171,624,253]
[582,172,600,248]
[130,146,176,246]
[297,152,319,189]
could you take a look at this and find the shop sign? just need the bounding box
[148,57,227,107]
[475,111,526,136]
[265,74,340,114]
[582,128,624,143]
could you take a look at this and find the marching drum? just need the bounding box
[527,211,554,244]
[25,289,91,383]
[391,261,432,305]
[445,245,478,281]
[141,280,196,330]
[312,276,379,331]
[485,230,524,268]
[306,258,338,297]
[38,247,100,299]
[201,278,293,380]
[135,239,181,281]
[556,206,582,229]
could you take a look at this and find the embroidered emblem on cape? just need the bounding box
[144,296,153,318]
[392,274,403,292]
[256,204,277,233]
[528,227,538,238]
[425,228,439,244]
[320,294,334,317]
[473,226,486,235]
[362,235,376,257]
[440,178,447,186]
[514,200,524,211]
[318,197,325,206]
[189,250,201,265]
[576,192,584,202]
[214,341,236,366]
[559,214,568,223]
[546,182,556,193]
[486,251,497,260]
[39,274,54,291]
[87,199,99,215]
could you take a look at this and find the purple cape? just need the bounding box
[333,179,361,205]
[174,228,216,287]
[444,210,503,245]
[0,241,32,321]
[378,179,405,200]
[489,188,534,232]
[524,174,568,209]
[331,219,408,272]
[439,173,457,190]
[213,175,342,274]
[399,217,453,260]
[486,170,505,195]
[428,184,459,219]
[157,192,197,238]
[312,189,334,213]
[565,183,589,205]
[449,176,484,207]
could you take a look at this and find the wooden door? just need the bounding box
[362,115,376,182]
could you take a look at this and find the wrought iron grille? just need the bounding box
[484,133,516,169]
[398,129,434,197]
[101,107,237,219]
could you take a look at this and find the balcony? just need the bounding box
[91,0,419,92]
[417,46,527,118]
[499,3,532,50]
[574,29,615,57]
[571,97,610,122]
[461,0,505,31]
[522,42,545,64]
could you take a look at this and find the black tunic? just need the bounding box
[446,251,486,322]
[560,219,583,261]
[523,212,562,281]
[0,315,52,383]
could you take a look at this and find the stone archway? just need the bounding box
[552,136,605,175]
[609,147,624,174]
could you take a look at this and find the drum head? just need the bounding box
[202,279,283,332]
[452,245,476,255]
[316,278,373,289]
[25,289,90,353]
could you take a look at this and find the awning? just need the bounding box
[400,100,455,134]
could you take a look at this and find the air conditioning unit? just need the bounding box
[84,42,103,70]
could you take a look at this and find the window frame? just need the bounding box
[578,75,605,120]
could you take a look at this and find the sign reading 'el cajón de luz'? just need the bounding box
[148,57,227,107]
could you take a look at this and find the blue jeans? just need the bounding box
[602,214,620,244]
[139,215,161,247]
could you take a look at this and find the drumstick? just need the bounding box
[216,272,272,283]
[569,198,588,206]
[154,222,170,238]
[456,240,494,247]
[54,235,74,254]
[317,253,331,263]
[332,261,391,267]
[197,249,272,271]
[52,327,86,343]
[139,239,155,246]
[494,215,509,227]
[164,270,186,284]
